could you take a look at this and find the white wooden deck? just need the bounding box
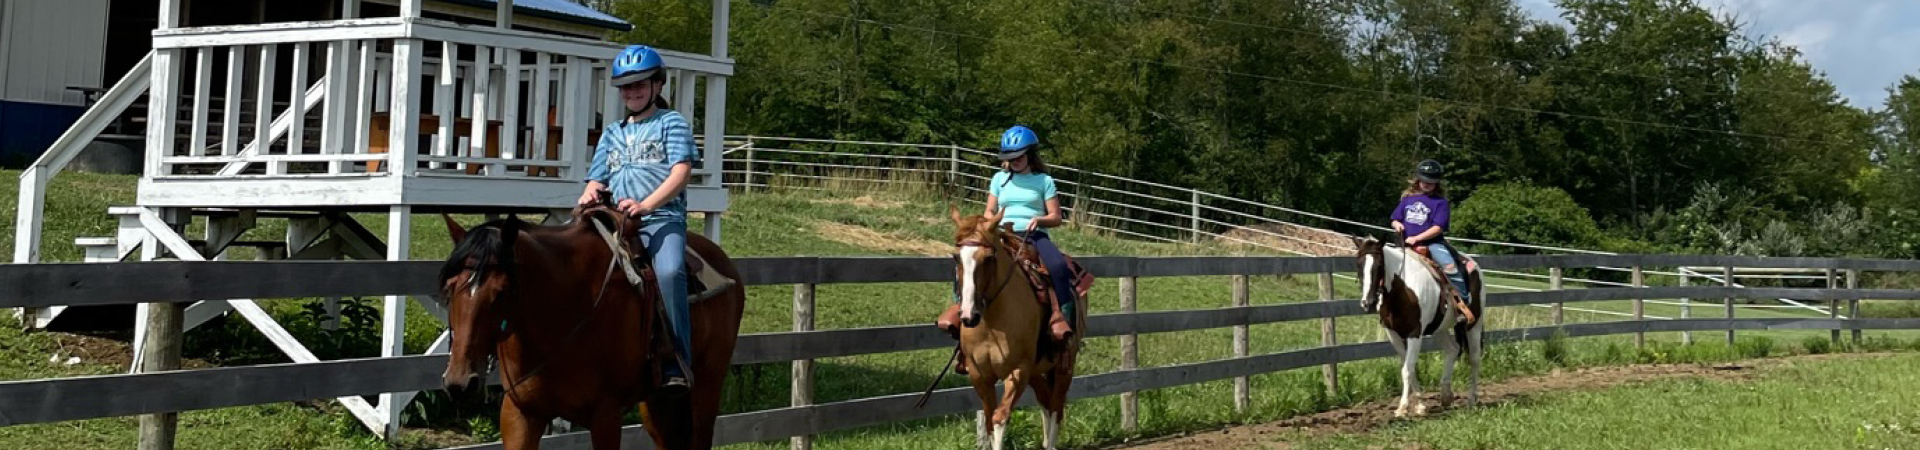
[135,17,733,213]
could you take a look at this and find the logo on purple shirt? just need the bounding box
[1392,194,1451,244]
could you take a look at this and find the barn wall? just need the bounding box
[1,0,111,106]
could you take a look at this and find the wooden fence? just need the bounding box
[3,254,1920,450]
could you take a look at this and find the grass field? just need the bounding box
[1275,352,1920,450]
[4,169,1920,450]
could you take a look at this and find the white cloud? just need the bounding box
[1778,21,1836,57]
[1514,0,1920,108]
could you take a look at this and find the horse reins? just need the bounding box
[484,208,630,407]
[915,236,1025,408]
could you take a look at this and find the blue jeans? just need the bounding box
[639,219,691,377]
[1426,241,1470,299]
[1028,230,1077,317]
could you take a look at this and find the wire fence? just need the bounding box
[714,135,1847,319]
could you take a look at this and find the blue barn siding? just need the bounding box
[0,100,83,167]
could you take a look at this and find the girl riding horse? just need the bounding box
[936,125,1080,374]
[579,44,697,397]
[1393,159,1475,310]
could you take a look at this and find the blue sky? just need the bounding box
[1515,0,1920,110]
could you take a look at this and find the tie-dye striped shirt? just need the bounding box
[586,108,699,223]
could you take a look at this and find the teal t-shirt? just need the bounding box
[989,170,1057,232]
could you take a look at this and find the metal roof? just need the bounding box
[436,0,633,32]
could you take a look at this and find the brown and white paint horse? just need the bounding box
[1351,236,1484,417]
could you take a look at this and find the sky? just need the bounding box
[1514,0,1920,110]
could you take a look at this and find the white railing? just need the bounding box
[718,135,1844,319]
[144,18,731,188]
[11,52,154,268]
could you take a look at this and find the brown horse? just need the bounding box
[437,205,746,449]
[950,206,1086,450]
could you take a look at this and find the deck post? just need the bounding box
[379,205,412,438]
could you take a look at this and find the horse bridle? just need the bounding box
[1360,242,1413,312]
[451,215,626,407]
[955,238,1020,313]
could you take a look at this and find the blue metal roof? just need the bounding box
[437,0,633,32]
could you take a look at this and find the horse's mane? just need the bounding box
[440,216,532,289]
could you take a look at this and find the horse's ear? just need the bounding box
[442,214,467,243]
[986,207,1005,226]
[949,204,962,224]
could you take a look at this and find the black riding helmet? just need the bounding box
[1413,159,1444,183]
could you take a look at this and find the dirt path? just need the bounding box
[1105,353,1893,450]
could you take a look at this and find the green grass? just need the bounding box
[1286,352,1920,450]
[5,169,1920,450]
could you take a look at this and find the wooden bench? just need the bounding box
[366,108,601,177]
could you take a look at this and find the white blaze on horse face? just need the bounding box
[959,245,985,321]
[1360,254,1377,308]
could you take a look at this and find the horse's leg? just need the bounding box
[1396,336,1425,417]
[638,397,693,450]
[1386,332,1408,413]
[587,403,625,450]
[1048,366,1075,450]
[688,366,729,450]
[970,374,1001,450]
[499,398,549,450]
[1437,326,1460,409]
[1467,320,1484,406]
[992,368,1030,450]
[1029,372,1066,450]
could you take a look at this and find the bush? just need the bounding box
[1737,336,1776,358]
[1540,330,1570,367]
[1801,336,1832,355]
[1455,182,1604,252]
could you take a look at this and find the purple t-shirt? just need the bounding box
[1391,194,1451,244]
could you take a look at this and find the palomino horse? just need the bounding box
[1350,236,1484,417]
[951,206,1086,450]
[437,204,747,450]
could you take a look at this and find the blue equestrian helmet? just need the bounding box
[998,125,1039,161]
[611,44,664,87]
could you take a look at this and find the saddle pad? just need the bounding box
[591,218,736,305]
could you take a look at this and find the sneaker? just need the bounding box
[658,364,691,398]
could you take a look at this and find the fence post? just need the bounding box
[744,143,757,192]
[1848,269,1861,344]
[1318,271,1337,398]
[1120,276,1138,433]
[1724,265,1735,345]
[1827,268,1839,345]
[1633,265,1644,348]
[1231,274,1249,413]
[1550,266,1564,325]
[792,283,815,450]
[136,300,185,450]
[1189,191,1201,243]
[1680,270,1692,345]
[948,145,959,190]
